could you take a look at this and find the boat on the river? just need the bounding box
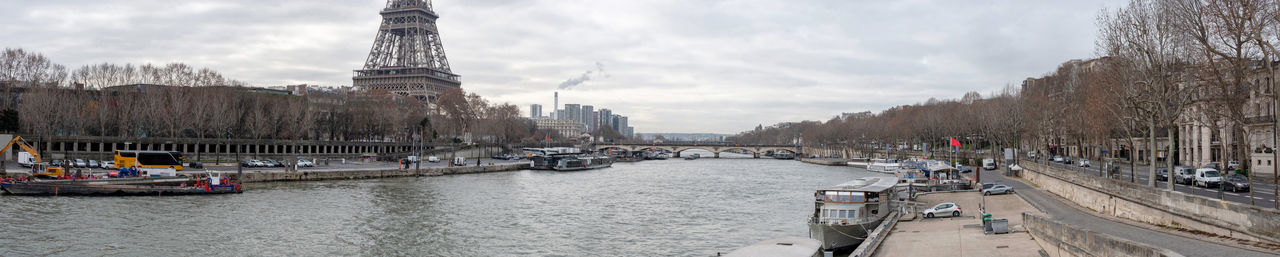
[774,151,796,160]
[552,154,613,171]
[808,176,897,252]
[1,171,242,196]
[612,150,645,162]
[866,158,901,173]
[683,153,700,160]
[530,153,579,170]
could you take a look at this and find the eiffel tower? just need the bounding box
[353,0,460,103]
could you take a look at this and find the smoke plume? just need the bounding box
[557,62,607,90]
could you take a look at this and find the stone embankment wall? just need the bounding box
[1023,212,1181,257]
[1021,162,1280,244]
[236,163,529,183]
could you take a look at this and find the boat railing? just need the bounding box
[810,216,879,225]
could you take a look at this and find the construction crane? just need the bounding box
[1,136,63,177]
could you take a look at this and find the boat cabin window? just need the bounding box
[823,191,867,203]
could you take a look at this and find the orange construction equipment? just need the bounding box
[0,136,63,177]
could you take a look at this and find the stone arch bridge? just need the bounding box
[592,143,802,158]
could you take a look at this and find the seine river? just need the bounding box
[0,151,878,256]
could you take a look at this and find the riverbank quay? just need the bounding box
[0,161,531,184]
[800,158,848,166]
[873,191,1044,256]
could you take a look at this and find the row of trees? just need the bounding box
[732,0,1280,204]
[0,48,539,147]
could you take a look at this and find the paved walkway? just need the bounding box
[978,168,1278,256]
[876,191,1043,256]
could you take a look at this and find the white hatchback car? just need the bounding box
[922,202,962,218]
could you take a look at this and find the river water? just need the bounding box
[0,152,879,256]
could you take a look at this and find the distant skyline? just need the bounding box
[1,0,1123,134]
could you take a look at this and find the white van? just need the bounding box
[982,159,996,170]
[1193,168,1223,188]
[452,157,467,166]
[17,152,35,168]
[427,156,440,163]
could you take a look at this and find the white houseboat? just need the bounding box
[808,177,897,252]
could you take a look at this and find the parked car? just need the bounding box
[102,161,115,169]
[1078,159,1091,167]
[50,159,63,167]
[1173,166,1196,185]
[922,202,962,218]
[1204,163,1221,170]
[243,160,266,167]
[87,160,99,169]
[1227,161,1241,170]
[297,158,314,167]
[188,162,204,168]
[1156,168,1169,181]
[982,184,1014,195]
[982,159,996,170]
[1062,156,1073,164]
[428,156,440,163]
[1224,174,1250,192]
[73,159,87,168]
[958,166,974,173]
[1194,168,1223,188]
[980,183,996,191]
[1053,156,1064,163]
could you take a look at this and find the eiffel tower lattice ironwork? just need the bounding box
[353,0,460,103]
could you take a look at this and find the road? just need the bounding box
[1032,158,1280,208]
[976,168,1279,256]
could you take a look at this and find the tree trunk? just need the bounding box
[1166,122,1175,191]
[1148,121,1157,187]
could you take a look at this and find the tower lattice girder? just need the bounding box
[354,0,459,103]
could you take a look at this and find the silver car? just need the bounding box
[922,202,962,218]
[982,184,1014,195]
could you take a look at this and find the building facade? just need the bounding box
[534,118,586,138]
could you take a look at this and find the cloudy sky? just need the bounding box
[2,0,1122,134]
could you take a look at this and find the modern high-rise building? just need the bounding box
[581,105,595,132]
[610,114,622,131]
[598,109,613,129]
[564,104,581,123]
[624,126,634,138]
[554,110,564,120]
[591,111,600,132]
[530,104,542,119]
[618,116,629,133]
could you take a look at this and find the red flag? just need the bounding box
[950,137,961,147]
